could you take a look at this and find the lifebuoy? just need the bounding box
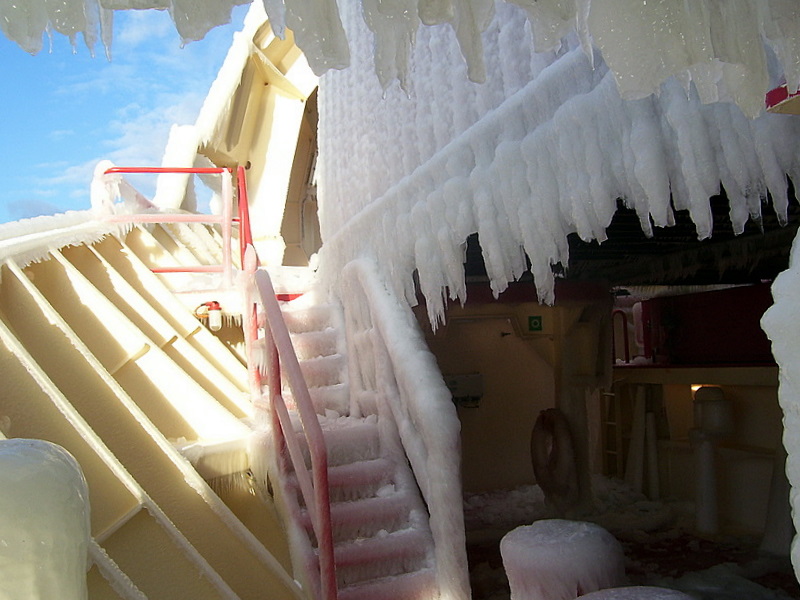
[531,408,579,515]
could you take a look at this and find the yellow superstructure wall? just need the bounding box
[0,225,301,600]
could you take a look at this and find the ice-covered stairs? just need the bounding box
[288,415,437,600]
[281,300,350,416]
[277,299,439,600]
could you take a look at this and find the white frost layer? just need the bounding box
[0,439,91,600]
[318,10,800,326]
[500,519,626,600]
[578,587,693,600]
[0,209,121,267]
[341,258,470,600]
[762,242,800,584]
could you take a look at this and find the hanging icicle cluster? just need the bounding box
[316,5,800,327]
[3,1,800,118]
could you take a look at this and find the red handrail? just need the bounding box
[246,246,337,600]
[100,165,248,283]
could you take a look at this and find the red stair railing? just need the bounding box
[100,164,336,599]
[245,246,337,600]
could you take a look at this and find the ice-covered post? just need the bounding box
[0,439,91,599]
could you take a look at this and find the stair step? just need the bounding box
[295,354,346,388]
[283,382,349,415]
[301,492,413,544]
[282,304,338,333]
[333,528,433,587]
[289,457,394,504]
[337,568,438,600]
[294,417,381,467]
[290,328,340,360]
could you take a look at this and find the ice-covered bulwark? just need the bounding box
[577,586,693,599]
[500,519,625,600]
[0,439,91,600]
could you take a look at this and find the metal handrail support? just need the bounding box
[612,309,630,364]
[249,248,337,600]
[101,166,239,286]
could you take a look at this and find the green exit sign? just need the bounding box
[528,315,543,332]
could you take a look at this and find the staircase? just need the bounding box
[270,297,441,600]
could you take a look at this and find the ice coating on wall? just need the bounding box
[0,438,91,600]
[762,248,800,583]
[316,1,800,327]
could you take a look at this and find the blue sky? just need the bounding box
[0,5,249,223]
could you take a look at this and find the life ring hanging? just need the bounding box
[531,407,580,514]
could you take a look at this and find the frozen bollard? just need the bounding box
[0,439,91,600]
[578,586,694,599]
[500,519,626,600]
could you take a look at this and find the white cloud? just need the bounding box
[1,4,249,222]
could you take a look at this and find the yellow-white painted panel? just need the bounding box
[60,243,251,418]
[164,222,219,266]
[103,237,249,384]
[151,223,204,267]
[0,316,141,540]
[121,226,182,271]
[0,260,300,600]
[30,251,247,441]
[102,510,229,600]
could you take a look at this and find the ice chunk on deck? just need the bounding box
[578,586,693,599]
[0,438,91,600]
[500,519,625,600]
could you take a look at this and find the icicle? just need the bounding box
[508,0,576,54]
[0,0,48,54]
[261,0,286,38]
[168,0,243,45]
[762,0,800,94]
[361,0,419,91]
[418,0,454,26]
[44,0,87,48]
[451,0,495,83]
[284,0,350,75]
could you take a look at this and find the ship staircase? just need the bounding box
[0,166,469,600]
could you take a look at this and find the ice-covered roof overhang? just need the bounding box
[2,1,799,118]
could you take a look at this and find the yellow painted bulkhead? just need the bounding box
[0,224,301,599]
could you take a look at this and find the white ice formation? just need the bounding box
[2,1,799,118]
[577,587,693,600]
[500,519,626,600]
[762,251,800,581]
[316,2,800,327]
[0,438,91,600]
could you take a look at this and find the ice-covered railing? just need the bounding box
[244,246,337,600]
[340,258,470,600]
[319,45,800,328]
[92,164,255,287]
